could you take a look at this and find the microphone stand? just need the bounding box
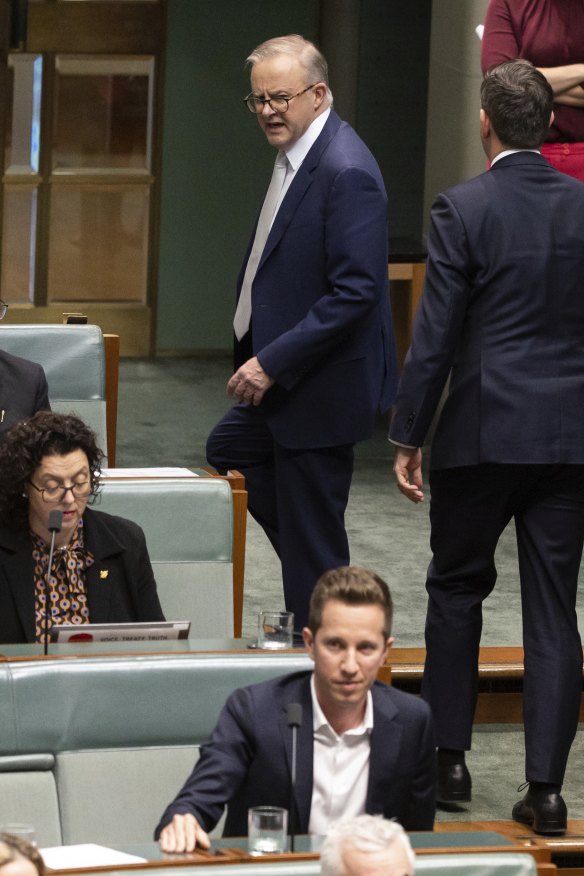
[287,702,303,853]
[44,510,63,656]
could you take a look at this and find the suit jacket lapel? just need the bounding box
[257,111,342,272]
[366,685,402,815]
[83,509,124,622]
[278,675,314,833]
[0,529,36,642]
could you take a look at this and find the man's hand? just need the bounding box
[227,356,274,405]
[393,446,425,503]
[159,813,211,853]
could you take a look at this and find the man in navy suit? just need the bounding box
[206,36,396,630]
[155,567,435,851]
[390,60,584,834]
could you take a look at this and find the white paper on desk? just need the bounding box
[101,467,199,478]
[40,844,147,870]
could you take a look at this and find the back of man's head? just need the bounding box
[481,59,553,149]
[320,815,415,876]
[308,566,393,639]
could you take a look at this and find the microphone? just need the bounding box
[43,510,63,656]
[287,702,303,853]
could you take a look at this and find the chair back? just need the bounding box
[0,324,108,458]
[94,475,234,636]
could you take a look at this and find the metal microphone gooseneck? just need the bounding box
[43,510,63,655]
[287,702,303,853]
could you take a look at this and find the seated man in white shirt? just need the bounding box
[320,815,415,876]
[155,566,436,851]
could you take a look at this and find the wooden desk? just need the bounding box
[42,834,554,874]
[438,820,584,875]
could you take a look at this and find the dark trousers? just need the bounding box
[422,464,584,784]
[206,403,354,630]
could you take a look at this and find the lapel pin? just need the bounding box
[100,570,109,579]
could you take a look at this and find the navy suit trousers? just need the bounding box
[206,403,354,629]
[423,463,584,784]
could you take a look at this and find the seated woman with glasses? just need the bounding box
[0,299,50,442]
[0,411,164,643]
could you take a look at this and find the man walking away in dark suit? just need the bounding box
[206,35,396,631]
[155,567,435,851]
[390,60,584,835]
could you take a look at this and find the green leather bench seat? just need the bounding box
[94,477,234,637]
[0,651,312,847]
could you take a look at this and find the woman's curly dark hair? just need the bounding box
[0,411,104,530]
[0,833,46,876]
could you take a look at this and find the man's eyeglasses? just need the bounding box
[28,480,92,503]
[0,300,8,320]
[244,83,318,114]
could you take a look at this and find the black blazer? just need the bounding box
[155,671,436,836]
[0,349,50,440]
[0,507,165,643]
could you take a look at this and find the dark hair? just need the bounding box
[308,566,393,638]
[0,411,103,529]
[0,834,46,876]
[481,59,553,149]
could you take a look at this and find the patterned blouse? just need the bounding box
[32,519,95,643]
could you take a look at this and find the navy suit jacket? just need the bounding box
[0,349,50,441]
[237,110,397,449]
[155,671,436,837]
[0,507,165,643]
[390,152,584,468]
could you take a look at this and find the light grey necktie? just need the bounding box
[233,151,288,341]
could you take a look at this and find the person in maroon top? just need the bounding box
[481,0,584,181]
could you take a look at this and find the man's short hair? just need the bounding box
[320,815,415,876]
[481,59,553,149]
[246,34,333,105]
[308,566,393,638]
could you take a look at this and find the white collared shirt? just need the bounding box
[272,107,331,217]
[308,673,373,836]
[491,148,540,166]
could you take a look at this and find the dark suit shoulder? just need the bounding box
[229,670,312,708]
[0,348,45,379]
[82,506,146,554]
[371,680,432,720]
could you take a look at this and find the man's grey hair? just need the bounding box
[246,34,333,107]
[320,815,415,875]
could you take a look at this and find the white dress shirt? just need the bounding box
[272,107,331,219]
[308,673,373,835]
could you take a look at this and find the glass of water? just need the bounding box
[248,806,288,855]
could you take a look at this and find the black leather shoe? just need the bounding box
[512,787,567,835]
[436,760,472,805]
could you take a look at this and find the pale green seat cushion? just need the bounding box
[56,746,199,845]
[0,767,61,847]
